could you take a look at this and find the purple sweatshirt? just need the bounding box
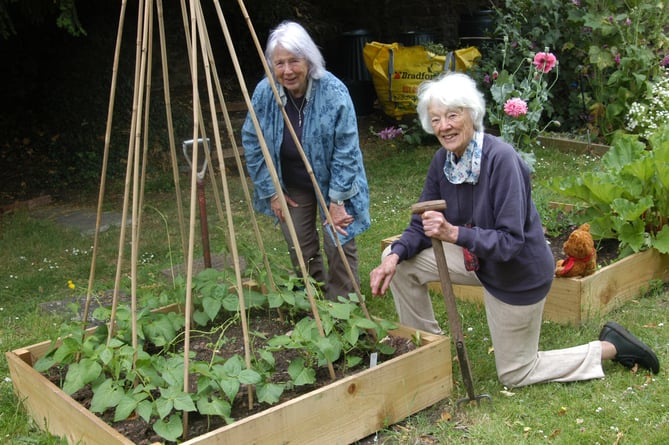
[390,134,555,305]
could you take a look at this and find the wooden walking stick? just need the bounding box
[411,200,491,408]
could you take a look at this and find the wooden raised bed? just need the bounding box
[382,236,669,324]
[6,317,452,445]
[537,134,610,156]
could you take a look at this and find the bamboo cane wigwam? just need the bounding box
[7,1,453,443]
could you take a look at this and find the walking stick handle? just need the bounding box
[411,199,447,214]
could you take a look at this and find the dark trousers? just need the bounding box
[279,186,359,300]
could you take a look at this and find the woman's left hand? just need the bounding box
[326,202,354,236]
[421,210,458,243]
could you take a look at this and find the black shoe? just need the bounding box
[599,321,660,374]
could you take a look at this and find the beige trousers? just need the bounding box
[383,243,605,387]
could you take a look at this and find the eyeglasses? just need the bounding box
[273,57,304,72]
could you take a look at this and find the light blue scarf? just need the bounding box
[443,131,483,185]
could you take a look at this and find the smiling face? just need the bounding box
[272,47,309,98]
[428,103,475,158]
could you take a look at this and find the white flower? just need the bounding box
[626,69,669,139]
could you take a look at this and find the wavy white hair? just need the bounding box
[416,72,486,133]
[265,21,326,80]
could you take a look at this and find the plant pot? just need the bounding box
[6,312,452,445]
[382,236,669,324]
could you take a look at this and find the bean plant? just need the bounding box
[33,269,398,442]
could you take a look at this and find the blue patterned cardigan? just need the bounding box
[241,72,371,245]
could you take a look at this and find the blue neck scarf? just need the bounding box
[443,131,483,185]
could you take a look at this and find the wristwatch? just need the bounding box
[335,200,344,206]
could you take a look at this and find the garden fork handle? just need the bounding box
[411,200,491,408]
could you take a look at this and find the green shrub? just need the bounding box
[549,124,669,257]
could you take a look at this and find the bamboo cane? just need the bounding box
[103,0,147,348]
[83,0,128,329]
[199,1,281,306]
[156,0,188,262]
[193,0,257,411]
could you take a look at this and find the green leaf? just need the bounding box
[53,338,79,364]
[617,220,648,252]
[238,369,262,385]
[202,295,222,321]
[153,414,183,442]
[33,355,56,372]
[136,399,154,423]
[352,317,379,330]
[196,398,232,418]
[63,358,102,395]
[611,197,653,222]
[89,378,124,413]
[143,314,177,347]
[343,325,360,346]
[603,133,647,171]
[315,336,342,363]
[155,395,174,419]
[173,391,197,412]
[222,354,244,376]
[267,290,284,308]
[113,394,139,422]
[287,357,316,386]
[346,355,363,368]
[257,349,275,368]
[256,382,285,404]
[192,310,210,326]
[653,225,669,254]
[266,334,293,348]
[327,302,353,320]
[218,377,241,401]
[377,342,397,355]
[222,294,241,311]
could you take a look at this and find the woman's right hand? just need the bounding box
[270,193,298,222]
[370,252,400,297]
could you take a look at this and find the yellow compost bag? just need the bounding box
[363,42,481,119]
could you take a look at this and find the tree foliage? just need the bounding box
[1,0,85,39]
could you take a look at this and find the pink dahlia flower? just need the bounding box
[504,98,528,118]
[533,52,557,73]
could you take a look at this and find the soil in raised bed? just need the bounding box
[43,309,417,444]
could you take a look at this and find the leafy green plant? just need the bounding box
[476,1,669,143]
[566,0,668,141]
[32,267,398,442]
[471,0,581,131]
[485,37,561,165]
[549,124,669,256]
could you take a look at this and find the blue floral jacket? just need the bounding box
[241,72,370,244]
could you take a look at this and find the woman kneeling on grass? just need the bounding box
[369,72,659,387]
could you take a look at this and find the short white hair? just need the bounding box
[416,72,486,133]
[265,21,326,80]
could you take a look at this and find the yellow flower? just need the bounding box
[67,280,76,290]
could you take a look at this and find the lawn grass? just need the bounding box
[1,124,667,444]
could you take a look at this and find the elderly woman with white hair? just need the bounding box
[242,21,370,300]
[370,72,659,387]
